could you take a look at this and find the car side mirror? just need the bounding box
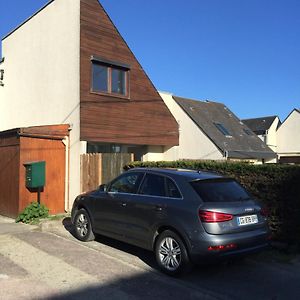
[99,184,107,192]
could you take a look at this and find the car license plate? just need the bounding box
[237,215,258,226]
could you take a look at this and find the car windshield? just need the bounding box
[191,178,251,202]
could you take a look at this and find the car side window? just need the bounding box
[108,172,143,194]
[166,178,182,198]
[140,174,166,197]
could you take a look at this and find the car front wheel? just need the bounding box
[155,230,191,276]
[74,208,95,242]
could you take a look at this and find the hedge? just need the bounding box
[124,160,300,247]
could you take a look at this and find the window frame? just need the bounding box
[90,56,130,99]
[107,172,144,195]
[214,123,232,137]
[138,173,183,199]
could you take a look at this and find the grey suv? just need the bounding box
[71,168,270,275]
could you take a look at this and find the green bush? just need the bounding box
[16,202,49,224]
[124,160,300,246]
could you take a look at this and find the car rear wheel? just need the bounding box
[155,230,191,276]
[74,209,95,242]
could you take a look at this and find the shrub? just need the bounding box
[124,160,300,246]
[16,202,49,224]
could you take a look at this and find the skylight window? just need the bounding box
[243,129,253,136]
[214,123,232,136]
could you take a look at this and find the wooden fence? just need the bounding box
[80,153,134,193]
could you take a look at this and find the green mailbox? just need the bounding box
[24,161,46,189]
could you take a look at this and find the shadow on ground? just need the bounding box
[58,217,300,300]
[61,217,157,269]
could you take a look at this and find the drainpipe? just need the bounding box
[62,135,70,212]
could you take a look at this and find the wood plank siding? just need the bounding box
[0,136,20,218]
[0,125,69,217]
[80,0,179,146]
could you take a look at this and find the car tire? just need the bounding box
[155,230,192,276]
[74,208,95,242]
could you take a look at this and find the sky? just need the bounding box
[0,0,299,121]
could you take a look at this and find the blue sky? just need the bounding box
[1,0,299,121]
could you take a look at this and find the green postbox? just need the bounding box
[24,161,46,189]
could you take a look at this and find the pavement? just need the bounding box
[1,215,300,300]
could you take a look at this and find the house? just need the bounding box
[160,92,277,163]
[277,109,300,164]
[242,116,281,152]
[0,0,179,216]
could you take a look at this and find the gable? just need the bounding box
[80,0,178,146]
[277,109,300,153]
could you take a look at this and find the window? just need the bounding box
[140,174,166,197]
[191,179,251,202]
[243,129,253,136]
[214,123,232,136]
[91,57,129,97]
[108,173,143,194]
[166,178,182,198]
[139,174,182,198]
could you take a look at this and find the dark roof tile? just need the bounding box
[242,116,279,135]
[173,96,276,160]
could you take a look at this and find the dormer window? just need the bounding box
[91,56,130,98]
[214,123,232,137]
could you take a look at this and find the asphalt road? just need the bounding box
[0,216,300,300]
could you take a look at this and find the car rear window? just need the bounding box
[191,178,251,202]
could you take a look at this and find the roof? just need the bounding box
[0,124,70,140]
[173,96,276,160]
[242,116,279,135]
[128,167,222,181]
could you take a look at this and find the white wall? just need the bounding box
[160,92,224,161]
[0,0,81,209]
[142,145,164,161]
[277,110,300,156]
[265,117,280,152]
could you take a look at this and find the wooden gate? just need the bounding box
[80,153,134,193]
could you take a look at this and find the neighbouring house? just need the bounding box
[242,116,281,152]
[0,0,179,216]
[160,92,277,163]
[277,109,300,164]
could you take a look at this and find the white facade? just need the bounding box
[277,109,300,158]
[160,92,224,161]
[257,117,280,153]
[0,0,82,207]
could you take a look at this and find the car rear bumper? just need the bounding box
[188,227,271,263]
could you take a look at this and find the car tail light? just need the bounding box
[199,210,233,223]
[208,243,237,251]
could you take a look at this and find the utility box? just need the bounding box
[24,161,46,189]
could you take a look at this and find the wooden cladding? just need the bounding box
[80,0,179,146]
[0,125,68,218]
[80,153,134,193]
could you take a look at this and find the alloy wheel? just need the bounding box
[158,237,182,271]
[76,213,89,237]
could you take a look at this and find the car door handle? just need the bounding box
[121,202,127,207]
[155,205,163,211]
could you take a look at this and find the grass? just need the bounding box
[47,213,70,221]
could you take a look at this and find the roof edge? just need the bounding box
[172,95,224,154]
[2,0,55,41]
[242,115,279,122]
[278,108,300,129]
